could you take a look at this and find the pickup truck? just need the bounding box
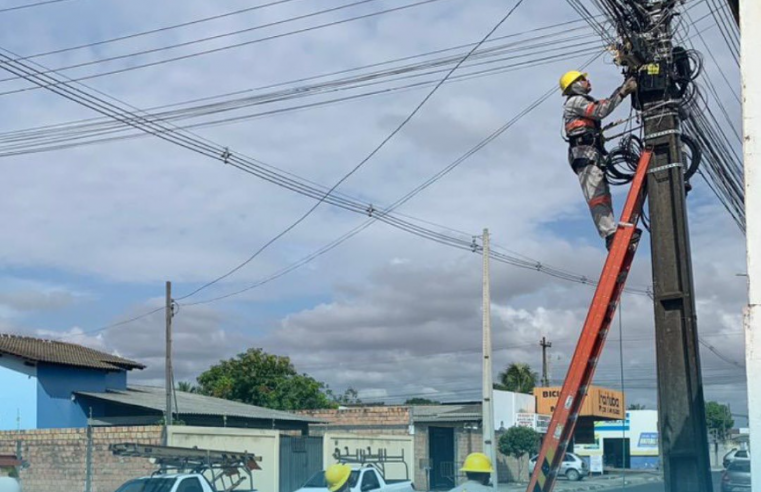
[295,465,414,492]
[113,474,255,492]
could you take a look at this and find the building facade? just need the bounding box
[0,334,143,430]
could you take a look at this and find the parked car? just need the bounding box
[528,452,589,481]
[114,474,221,492]
[721,458,751,492]
[723,449,751,469]
[295,465,414,492]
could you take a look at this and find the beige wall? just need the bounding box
[323,433,414,482]
[168,426,279,492]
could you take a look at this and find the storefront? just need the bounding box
[574,410,660,470]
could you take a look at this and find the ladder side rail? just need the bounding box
[526,151,652,492]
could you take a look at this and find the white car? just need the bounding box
[0,477,21,492]
[295,465,414,492]
[528,452,589,481]
[113,473,256,492]
[723,448,751,469]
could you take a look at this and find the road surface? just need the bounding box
[601,472,722,491]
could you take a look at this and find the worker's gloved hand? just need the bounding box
[619,77,638,97]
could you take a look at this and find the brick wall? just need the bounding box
[0,426,162,492]
[298,406,410,435]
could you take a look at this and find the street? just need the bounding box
[593,472,723,492]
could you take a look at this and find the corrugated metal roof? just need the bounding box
[412,403,482,423]
[0,333,144,371]
[76,385,323,423]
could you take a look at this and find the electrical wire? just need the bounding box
[0,0,79,13]
[176,0,529,300]
[0,0,451,96]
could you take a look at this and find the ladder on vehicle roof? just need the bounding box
[110,442,261,492]
[526,149,652,492]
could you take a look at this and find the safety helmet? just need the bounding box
[325,464,352,492]
[460,452,494,473]
[559,70,588,94]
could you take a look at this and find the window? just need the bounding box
[729,460,750,473]
[735,450,748,459]
[361,471,380,491]
[115,478,177,492]
[176,477,204,492]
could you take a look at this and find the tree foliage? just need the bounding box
[705,401,734,439]
[332,387,363,406]
[499,426,540,480]
[404,397,440,405]
[496,363,538,394]
[176,381,198,393]
[196,348,337,411]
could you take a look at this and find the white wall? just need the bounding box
[323,433,414,481]
[628,410,659,456]
[0,355,37,430]
[167,426,279,492]
[493,390,535,430]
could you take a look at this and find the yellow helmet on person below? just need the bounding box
[460,452,494,473]
[325,464,352,492]
[559,70,588,94]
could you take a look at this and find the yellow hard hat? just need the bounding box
[460,452,494,473]
[325,464,352,492]
[559,70,588,94]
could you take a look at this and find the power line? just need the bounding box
[0,0,79,14]
[0,0,450,96]
[175,0,529,300]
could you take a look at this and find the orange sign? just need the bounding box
[533,386,624,420]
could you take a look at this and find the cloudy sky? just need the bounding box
[0,0,748,422]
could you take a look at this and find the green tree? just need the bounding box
[497,363,538,394]
[404,397,440,405]
[176,381,198,393]
[196,348,337,411]
[628,403,646,410]
[705,401,734,440]
[499,426,540,481]
[332,387,363,406]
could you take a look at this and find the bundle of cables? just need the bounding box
[604,133,702,186]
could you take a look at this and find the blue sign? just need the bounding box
[638,432,659,448]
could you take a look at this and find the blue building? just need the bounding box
[0,334,144,430]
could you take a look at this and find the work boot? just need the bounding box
[605,233,616,251]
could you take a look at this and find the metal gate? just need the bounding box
[279,435,323,492]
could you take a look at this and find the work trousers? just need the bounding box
[576,164,616,239]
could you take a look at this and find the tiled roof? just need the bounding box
[0,333,144,371]
[76,385,323,423]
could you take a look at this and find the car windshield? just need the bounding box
[729,460,750,473]
[302,470,360,488]
[115,478,177,492]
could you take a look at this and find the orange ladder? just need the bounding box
[526,150,652,492]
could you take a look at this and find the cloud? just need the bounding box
[0,0,747,423]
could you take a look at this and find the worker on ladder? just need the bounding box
[447,453,494,491]
[560,71,637,250]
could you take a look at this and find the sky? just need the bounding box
[0,0,748,424]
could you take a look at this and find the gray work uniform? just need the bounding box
[563,82,625,239]
[448,479,492,492]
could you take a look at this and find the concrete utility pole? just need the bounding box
[481,229,497,489]
[641,4,712,491]
[540,337,552,387]
[740,0,760,487]
[165,280,173,430]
